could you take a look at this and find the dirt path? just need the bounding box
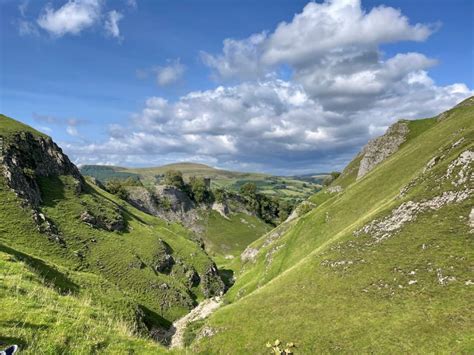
[169,296,222,349]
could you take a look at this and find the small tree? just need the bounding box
[278,199,293,223]
[240,182,257,197]
[124,176,143,186]
[213,188,227,203]
[105,179,129,200]
[323,171,341,186]
[189,176,210,203]
[164,170,185,190]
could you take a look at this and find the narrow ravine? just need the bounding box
[169,296,223,349]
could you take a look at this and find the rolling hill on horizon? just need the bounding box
[80,162,328,204]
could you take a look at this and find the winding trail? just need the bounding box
[169,296,222,349]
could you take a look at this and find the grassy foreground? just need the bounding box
[0,250,166,354]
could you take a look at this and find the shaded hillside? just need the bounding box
[186,99,474,353]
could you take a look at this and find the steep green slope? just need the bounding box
[0,115,224,350]
[188,100,474,352]
[0,250,165,353]
[199,210,271,265]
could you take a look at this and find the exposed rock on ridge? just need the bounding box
[357,121,409,179]
[1,131,84,206]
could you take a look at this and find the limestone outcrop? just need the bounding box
[1,131,84,206]
[356,121,409,179]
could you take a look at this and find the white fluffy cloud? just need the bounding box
[203,0,435,80]
[37,0,102,37]
[31,0,123,39]
[201,33,267,81]
[65,0,472,174]
[68,76,471,173]
[155,59,186,86]
[261,0,434,66]
[104,10,123,39]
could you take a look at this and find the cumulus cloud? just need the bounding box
[155,59,186,86]
[28,0,124,39]
[65,77,471,173]
[104,10,123,39]
[202,0,436,82]
[37,0,102,37]
[201,0,445,114]
[62,0,472,174]
[261,0,434,66]
[201,33,267,81]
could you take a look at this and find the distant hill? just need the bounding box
[80,163,329,203]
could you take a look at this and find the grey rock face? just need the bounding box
[200,263,225,297]
[153,239,175,274]
[32,210,65,246]
[357,121,409,180]
[241,247,259,263]
[126,185,253,233]
[211,202,230,218]
[125,185,199,228]
[79,209,125,232]
[1,131,84,206]
[327,185,343,193]
[355,189,472,243]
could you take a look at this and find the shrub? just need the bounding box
[159,196,172,211]
[105,179,129,200]
[163,170,185,190]
[189,176,211,203]
[240,182,257,197]
[213,188,227,203]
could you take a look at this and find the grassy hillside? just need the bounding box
[0,115,224,351]
[198,211,271,266]
[187,101,474,352]
[0,250,165,354]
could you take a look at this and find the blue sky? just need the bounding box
[0,0,473,174]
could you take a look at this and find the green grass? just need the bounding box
[198,210,271,264]
[187,103,474,353]
[0,115,228,350]
[0,114,47,139]
[2,102,472,353]
[0,250,167,354]
[32,175,219,321]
